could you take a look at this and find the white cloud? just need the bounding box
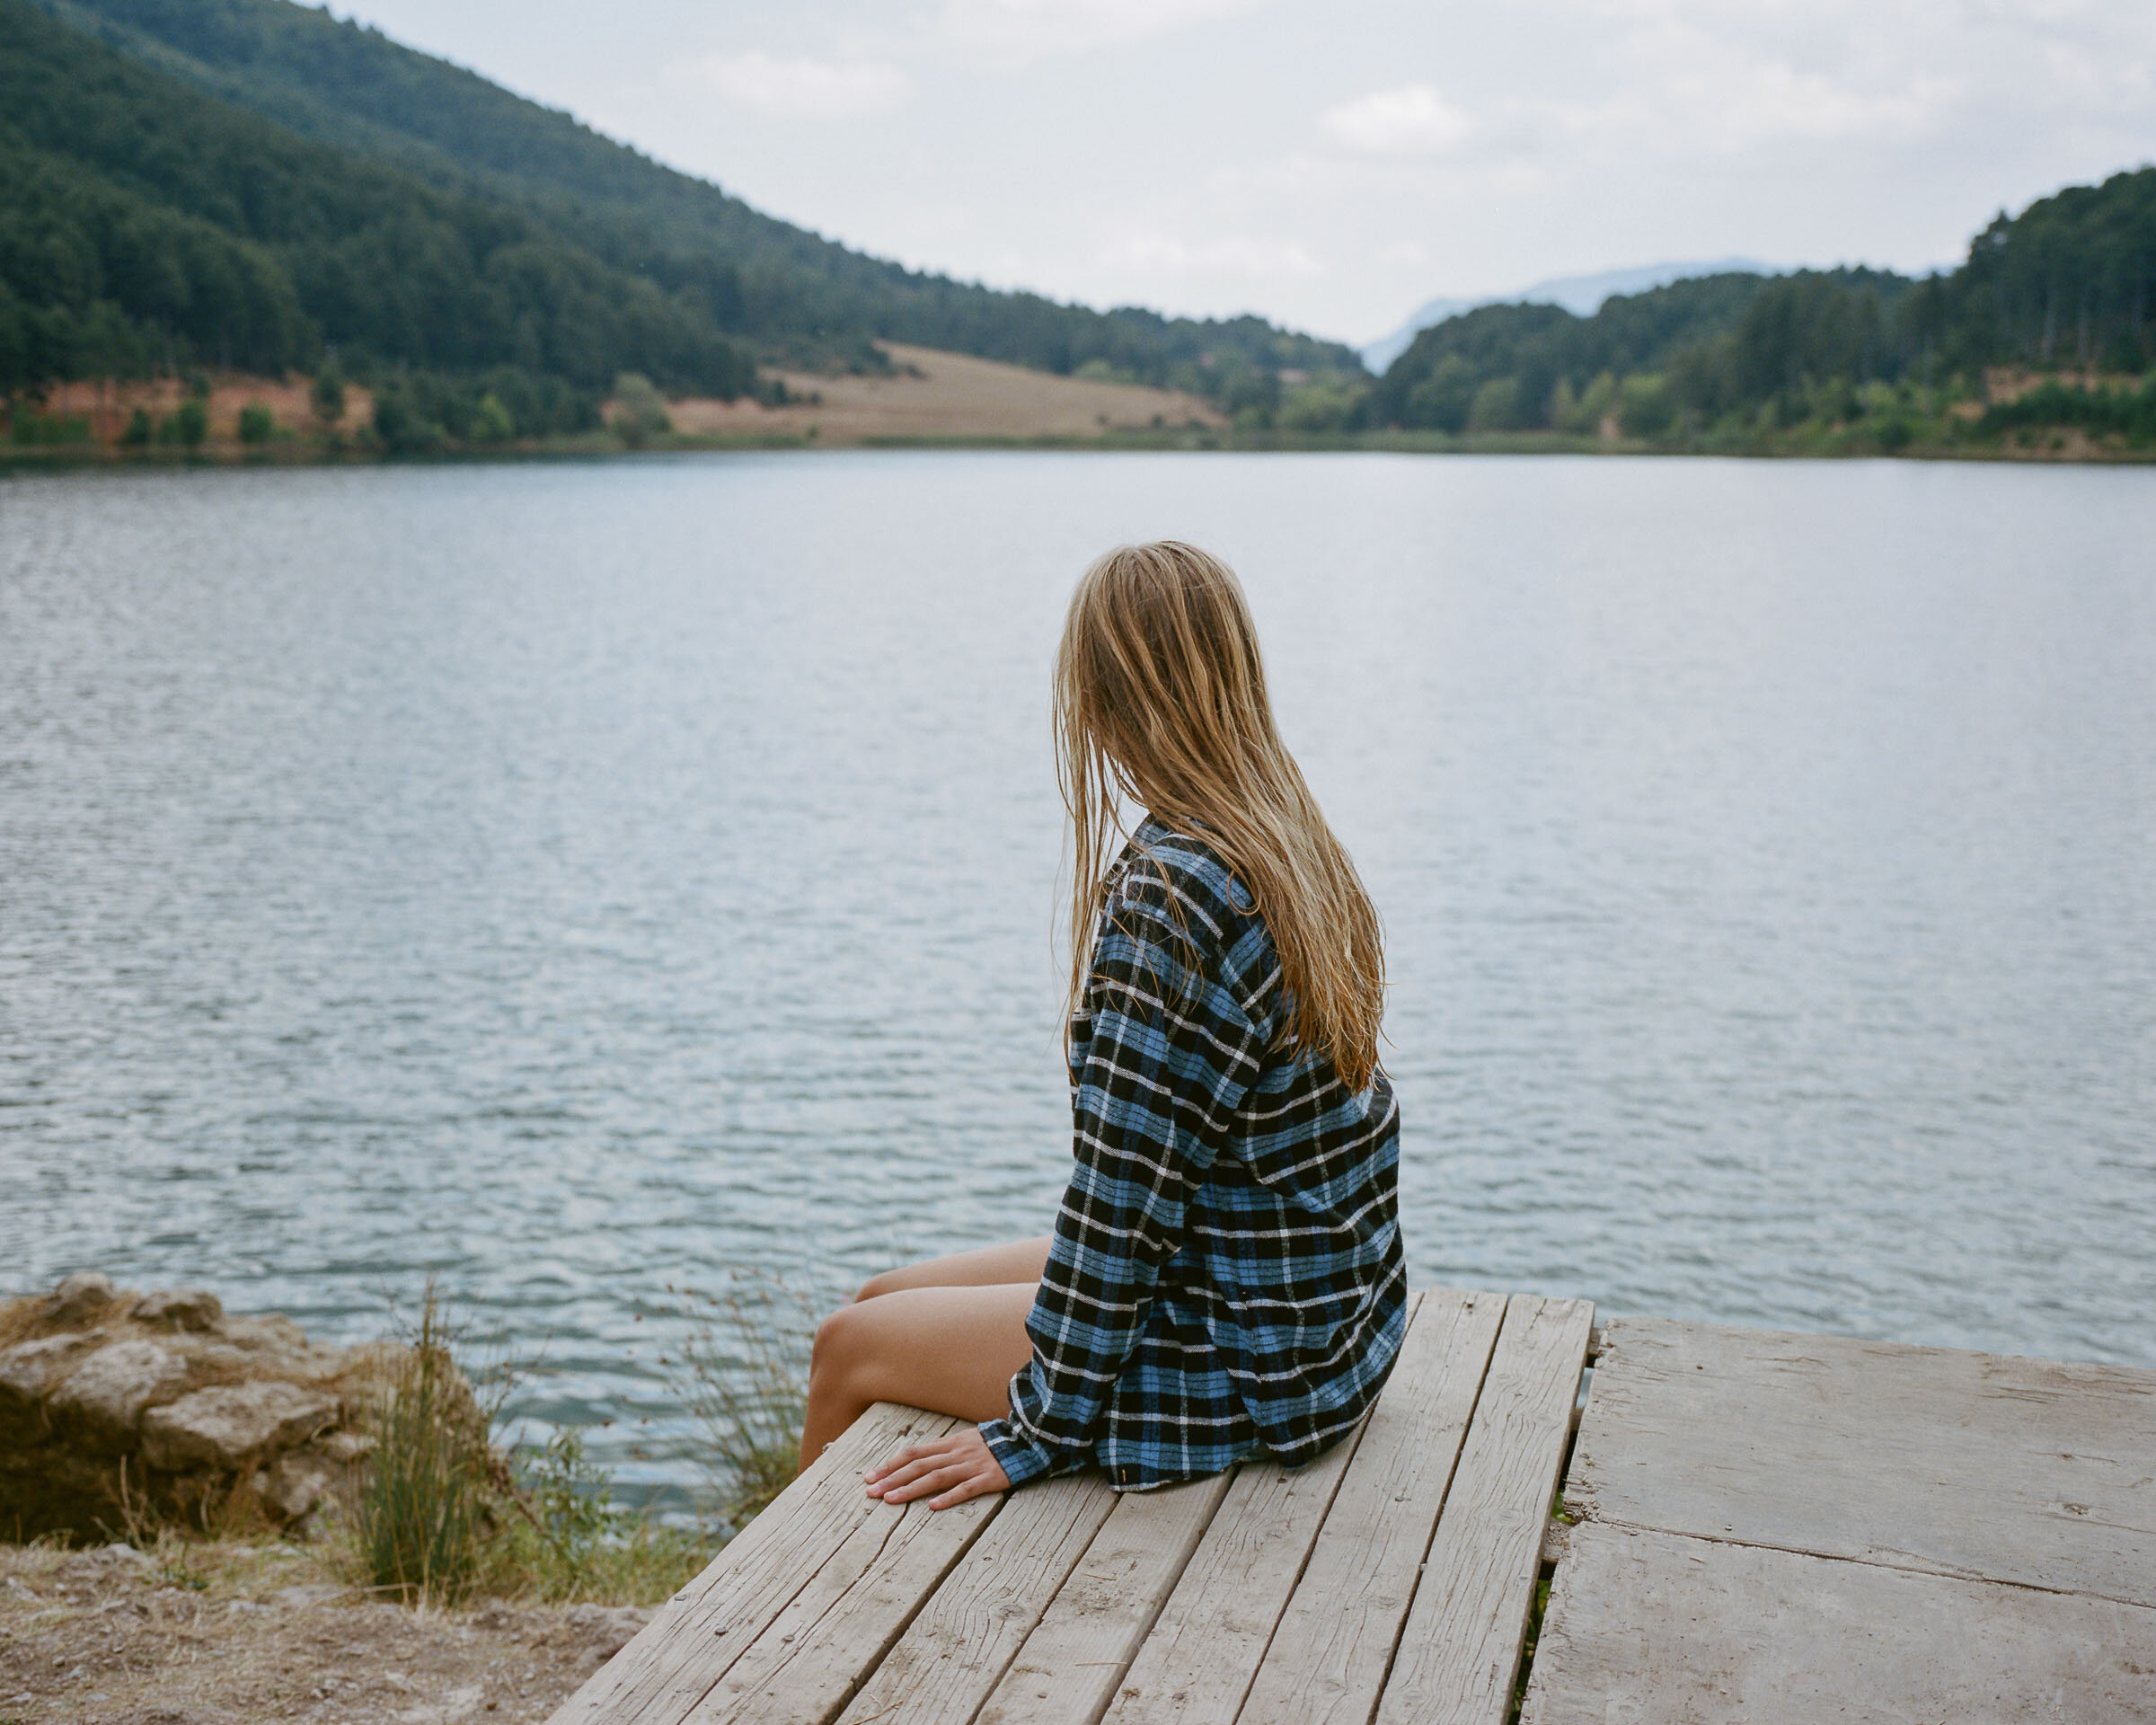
[692,50,906,117]
[1321,85,1476,155]
[940,0,1253,56]
[1100,233,1326,280]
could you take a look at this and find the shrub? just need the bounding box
[1403,355,1477,432]
[481,1429,711,1604]
[1466,376,1522,433]
[1278,378,1365,434]
[120,406,152,447]
[312,364,347,428]
[370,382,443,454]
[8,408,94,446]
[612,372,673,447]
[1618,373,1676,437]
[238,403,274,444]
[471,391,515,442]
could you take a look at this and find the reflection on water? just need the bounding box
[3,451,2152,1496]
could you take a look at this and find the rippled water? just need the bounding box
[3,452,2152,1496]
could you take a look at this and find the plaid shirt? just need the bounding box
[979,818,1406,1491]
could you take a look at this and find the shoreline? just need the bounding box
[11,420,2156,469]
[12,341,2154,470]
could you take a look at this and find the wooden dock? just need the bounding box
[550,1290,2156,1725]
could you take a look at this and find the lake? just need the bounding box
[3,450,2152,1499]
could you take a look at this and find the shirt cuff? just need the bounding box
[976,1417,1058,1488]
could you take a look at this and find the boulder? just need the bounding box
[263,1448,340,1522]
[0,1273,409,1541]
[47,1340,190,1447]
[0,1332,107,1441]
[139,1382,339,1473]
[132,1288,225,1332]
[46,1271,117,1326]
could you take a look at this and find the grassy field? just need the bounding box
[667,342,1224,445]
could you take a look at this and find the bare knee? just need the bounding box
[853,1269,904,1303]
[810,1303,873,1398]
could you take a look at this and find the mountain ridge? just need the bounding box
[16,0,1363,402]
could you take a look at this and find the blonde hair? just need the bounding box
[1054,541,1385,1092]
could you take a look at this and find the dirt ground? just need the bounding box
[0,1540,640,1725]
[39,377,372,447]
[668,341,1224,443]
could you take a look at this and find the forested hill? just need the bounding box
[4,0,1359,403]
[1367,169,2156,435]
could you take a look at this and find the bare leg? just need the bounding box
[853,1236,1053,1302]
[800,1282,1037,1470]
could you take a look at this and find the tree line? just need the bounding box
[1365,169,2155,438]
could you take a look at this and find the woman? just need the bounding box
[803,541,1405,1509]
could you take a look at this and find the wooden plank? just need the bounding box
[548,1403,958,1725]
[833,1470,1121,1725]
[975,1470,1237,1725]
[1237,1288,1506,1725]
[1374,1295,1594,1725]
[680,1449,1006,1725]
[1099,1406,1372,1725]
[1568,1317,2156,1606]
[1520,1522,2156,1724]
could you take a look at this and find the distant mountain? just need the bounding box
[1360,259,1774,373]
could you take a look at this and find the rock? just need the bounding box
[319,1429,376,1464]
[132,1288,225,1332]
[0,1332,106,1440]
[263,1448,340,1522]
[139,1381,339,1472]
[47,1340,190,1446]
[0,1276,417,1543]
[218,1313,309,1352]
[45,1271,117,1326]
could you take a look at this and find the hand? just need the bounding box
[865,1426,1011,1510]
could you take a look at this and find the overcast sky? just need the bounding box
[329,0,2156,345]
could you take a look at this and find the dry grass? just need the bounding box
[36,376,373,447]
[667,341,1224,444]
[0,1535,647,1725]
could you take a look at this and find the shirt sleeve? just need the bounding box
[979,869,1266,1486]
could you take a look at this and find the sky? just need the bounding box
[326,0,2156,346]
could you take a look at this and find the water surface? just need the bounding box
[3,452,2151,1494]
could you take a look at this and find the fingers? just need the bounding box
[878,1461,978,1505]
[925,1471,998,1509]
[863,1441,936,1484]
[862,1429,1009,1510]
[866,1450,955,1497]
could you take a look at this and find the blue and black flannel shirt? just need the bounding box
[978,818,1407,1491]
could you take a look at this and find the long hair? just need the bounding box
[1055,541,1385,1092]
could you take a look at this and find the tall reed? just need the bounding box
[663,1272,816,1531]
[353,1288,495,1604]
